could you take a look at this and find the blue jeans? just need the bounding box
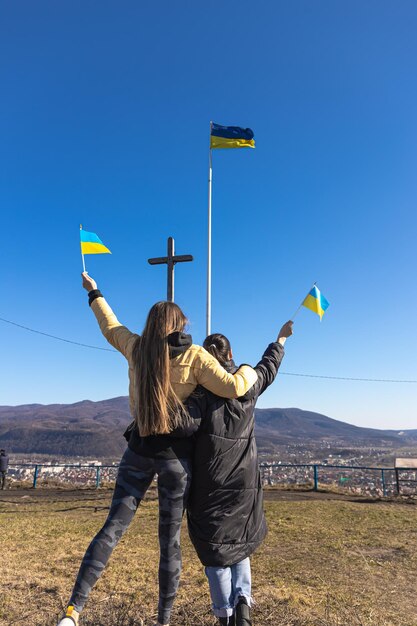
[205,557,252,618]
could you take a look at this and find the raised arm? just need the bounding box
[241,320,293,401]
[194,347,258,398]
[82,273,139,358]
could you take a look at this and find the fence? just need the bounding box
[259,463,417,497]
[5,462,417,496]
[7,463,119,489]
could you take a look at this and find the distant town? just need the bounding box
[6,438,417,498]
[2,397,417,497]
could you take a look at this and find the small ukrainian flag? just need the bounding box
[210,123,255,149]
[302,285,330,320]
[80,228,111,255]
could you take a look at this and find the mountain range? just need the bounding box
[0,396,416,457]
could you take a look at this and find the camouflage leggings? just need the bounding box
[69,447,191,624]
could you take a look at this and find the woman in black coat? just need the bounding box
[186,321,293,626]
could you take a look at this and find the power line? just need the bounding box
[0,317,116,352]
[279,371,417,384]
[0,315,416,383]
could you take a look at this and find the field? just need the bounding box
[1,488,417,626]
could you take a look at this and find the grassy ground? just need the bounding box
[1,488,417,626]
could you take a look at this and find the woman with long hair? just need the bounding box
[186,321,293,626]
[57,273,257,626]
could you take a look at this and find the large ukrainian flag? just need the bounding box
[80,229,111,255]
[302,285,330,320]
[210,123,255,149]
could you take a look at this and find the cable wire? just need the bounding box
[1,315,416,382]
[0,316,116,352]
[279,371,417,383]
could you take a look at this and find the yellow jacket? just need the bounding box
[90,297,257,418]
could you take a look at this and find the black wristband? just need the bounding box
[88,289,103,306]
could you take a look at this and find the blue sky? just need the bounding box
[1,1,416,429]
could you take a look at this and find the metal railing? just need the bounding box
[4,462,417,495]
[259,463,417,496]
[7,463,118,489]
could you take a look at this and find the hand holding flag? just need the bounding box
[277,320,294,346]
[81,272,97,292]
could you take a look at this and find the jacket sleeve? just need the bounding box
[183,388,207,433]
[194,348,258,398]
[90,296,139,358]
[240,342,285,402]
[169,404,203,437]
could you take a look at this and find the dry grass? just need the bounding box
[1,489,417,626]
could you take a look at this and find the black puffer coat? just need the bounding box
[186,341,284,567]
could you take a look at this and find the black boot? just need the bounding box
[235,597,252,626]
[218,617,235,626]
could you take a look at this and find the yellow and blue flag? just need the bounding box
[302,285,330,320]
[80,229,111,255]
[210,123,255,149]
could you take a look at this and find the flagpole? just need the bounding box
[290,303,303,321]
[206,121,213,336]
[291,281,316,320]
[80,224,86,273]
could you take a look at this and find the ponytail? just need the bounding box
[203,333,231,366]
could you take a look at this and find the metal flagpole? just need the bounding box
[80,224,86,273]
[206,121,213,336]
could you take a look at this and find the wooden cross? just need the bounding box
[148,237,193,302]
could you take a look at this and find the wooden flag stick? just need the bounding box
[80,224,86,273]
[291,282,317,321]
[291,303,303,321]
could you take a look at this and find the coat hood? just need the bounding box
[167,332,192,358]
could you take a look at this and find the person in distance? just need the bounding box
[0,449,9,490]
[186,321,293,626]
[56,272,257,626]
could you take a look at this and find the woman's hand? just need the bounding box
[277,320,293,345]
[81,272,98,292]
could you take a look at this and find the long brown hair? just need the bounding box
[132,301,189,436]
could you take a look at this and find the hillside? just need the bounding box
[1,396,416,457]
[0,397,131,457]
[255,407,411,446]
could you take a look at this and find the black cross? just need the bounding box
[148,237,193,302]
